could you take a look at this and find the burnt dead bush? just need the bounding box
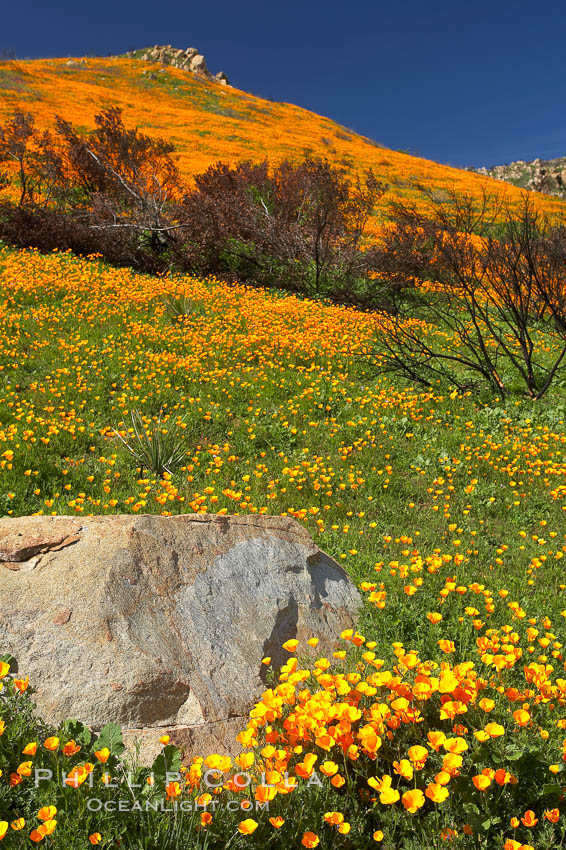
[0,108,395,305]
[374,189,566,399]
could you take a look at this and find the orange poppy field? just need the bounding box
[0,54,563,219]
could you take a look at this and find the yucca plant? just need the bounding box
[161,293,194,323]
[113,409,189,476]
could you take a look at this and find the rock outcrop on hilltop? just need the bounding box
[125,45,229,85]
[0,513,360,758]
[474,156,566,199]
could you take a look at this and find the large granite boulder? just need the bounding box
[0,514,360,757]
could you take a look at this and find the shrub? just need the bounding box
[178,158,387,303]
[0,108,181,272]
[0,205,167,273]
[54,106,180,237]
[0,109,391,305]
[374,189,566,399]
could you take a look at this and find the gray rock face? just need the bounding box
[0,514,359,754]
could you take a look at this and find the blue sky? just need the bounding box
[3,0,566,168]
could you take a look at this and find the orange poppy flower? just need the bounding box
[323,812,344,825]
[521,810,538,827]
[407,745,428,766]
[402,788,425,812]
[62,740,81,756]
[512,709,530,726]
[37,807,57,822]
[425,782,449,803]
[238,819,258,835]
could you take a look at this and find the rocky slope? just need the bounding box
[125,44,229,85]
[475,156,566,199]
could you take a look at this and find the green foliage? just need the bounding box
[151,745,182,783]
[160,293,196,323]
[112,409,190,476]
[93,723,125,758]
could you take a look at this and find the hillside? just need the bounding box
[1,52,563,220]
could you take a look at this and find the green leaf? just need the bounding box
[59,718,93,748]
[542,783,562,797]
[504,746,525,762]
[94,722,125,757]
[464,805,501,835]
[151,744,182,782]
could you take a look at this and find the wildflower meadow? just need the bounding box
[0,242,565,848]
